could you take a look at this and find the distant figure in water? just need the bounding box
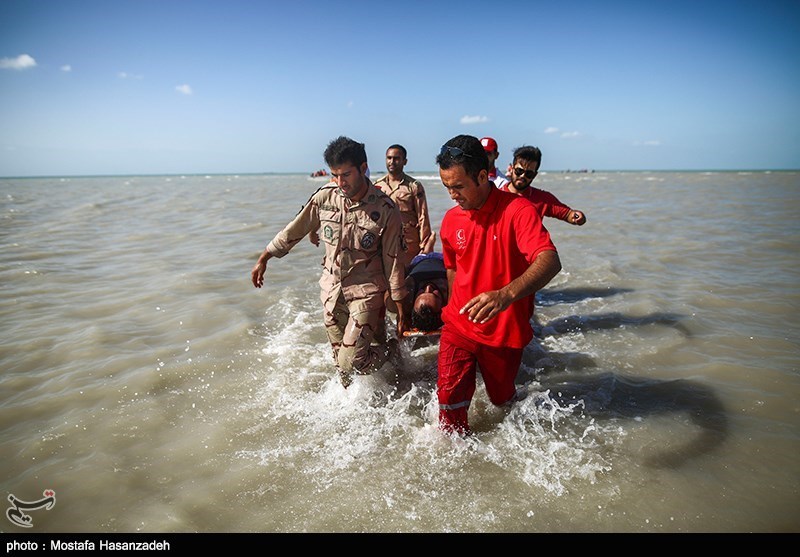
[384,251,448,335]
[436,134,562,436]
[251,136,408,388]
[500,146,587,226]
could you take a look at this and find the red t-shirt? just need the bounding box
[440,186,557,349]
[500,183,571,221]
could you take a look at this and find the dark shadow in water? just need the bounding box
[534,311,692,338]
[536,372,729,469]
[536,286,634,307]
[519,340,597,375]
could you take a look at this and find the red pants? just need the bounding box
[436,326,523,435]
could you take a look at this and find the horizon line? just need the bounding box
[2,168,798,180]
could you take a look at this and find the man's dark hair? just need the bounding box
[387,144,407,158]
[435,134,489,183]
[324,136,368,168]
[513,145,542,168]
[411,305,443,332]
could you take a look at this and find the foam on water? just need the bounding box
[234,306,618,510]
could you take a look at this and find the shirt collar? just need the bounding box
[334,178,376,208]
[384,173,408,188]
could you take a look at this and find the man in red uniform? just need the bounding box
[436,135,562,435]
[501,145,587,226]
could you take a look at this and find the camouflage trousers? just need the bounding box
[323,291,389,388]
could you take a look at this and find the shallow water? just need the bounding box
[1,171,798,532]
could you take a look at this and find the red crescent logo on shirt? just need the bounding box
[455,228,467,250]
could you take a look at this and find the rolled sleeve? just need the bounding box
[266,195,320,258]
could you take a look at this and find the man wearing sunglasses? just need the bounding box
[435,135,562,435]
[251,136,408,389]
[503,146,587,226]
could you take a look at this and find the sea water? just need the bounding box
[1,171,798,532]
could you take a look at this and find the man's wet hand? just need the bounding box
[459,290,511,324]
[570,210,586,225]
[251,260,266,288]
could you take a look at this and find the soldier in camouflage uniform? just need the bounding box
[251,137,408,388]
[372,144,434,271]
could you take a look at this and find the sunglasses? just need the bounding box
[439,145,473,158]
[513,166,538,180]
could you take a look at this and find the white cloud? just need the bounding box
[175,84,193,95]
[460,115,489,125]
[544,127,559,134]
[561,131,581,138]
[0,54,37,70]
[118,71,143,79]
[61,64,72,72]
[347,100,354,108]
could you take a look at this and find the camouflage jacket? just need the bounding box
[266,181,408,303]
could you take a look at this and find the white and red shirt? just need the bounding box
[489,167,509,189]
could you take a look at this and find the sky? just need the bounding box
[1,0,799,176]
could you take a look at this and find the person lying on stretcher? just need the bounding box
[385,252,448,337]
